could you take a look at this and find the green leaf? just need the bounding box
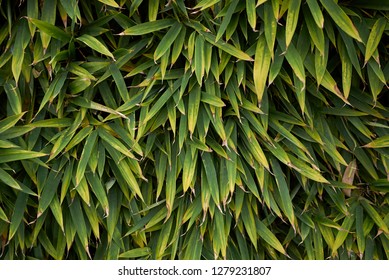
[0,168,23,191]
[86,173,109,217]
[319,0,362,42]
[199,31,253,61]
[306,0,324,28]
[187,84,202,138]
[9,192,29,240]
[254,34,271,104]
[0,113,25,134]
[270,158,296,226]
[38,168,61,217]
[27,17,71,42]
[119,247,152,259]
[360,199,389,234]
[246,0,257,30]
[363,135,389,148]
[98,0,120,8]
[364,17,386,65]
[68,196,90,256]
[77,34,115,60]
[154,22,183,61]
[75,130,98,186]
[119,19,176,36]
[201,152,220,206]
[216,0,239,42]
[256,219,287,255]
[0,149,47,164]
[0,205,9,223]
[285,0,302,48]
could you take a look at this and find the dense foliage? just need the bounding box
[0,0,388,260]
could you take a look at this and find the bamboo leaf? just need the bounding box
[319,0,362,42]
[270,157,296,226]
[98,0,120,8]
[9,192,29,240]
[0,149,47,164]
[306,0,324,28]
[119,247,152,259]
[0,113,25,134]
[199,31,253,61]
[27,17,71,42]
[77,34,115,60]
[365,17,386,65]
[256,219,287,255]
[154,22,183,61]
[360,198,389,234]
[75,130,98,186]
[285,0,302,48]
[119,19,176,36]
[254,34,271,104]
[363,135,389,149]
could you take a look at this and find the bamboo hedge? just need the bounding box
[0,0,388,259]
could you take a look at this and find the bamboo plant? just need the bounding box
[0,0,388,260]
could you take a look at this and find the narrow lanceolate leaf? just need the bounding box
[279,38,305,87]
[166,143,178,219]
[27,18,71,42]
[254,34,271,104]
[154,22,183,61]
[4,82,22,115]
[199,31,253,61]
[0,168,23,191]
[38,71,68,113]
[98,0,120,8]
[98,127,136,159]
[338,38,352,99]
[182,148,198,192]
[355,205,365,257]
[246,0,257,30]
[187,85,201,138]
[304,6,325,55]
[9,192,29,240]
[38,169,61,217]
[285,0,302,48]
[364,17,386,65]
[12,20,30,84]
[256,219,287,255]
[70,96,127,119]
[68,196,89,256]
[75,130,98,186]
[0,112,25,134]
[264,2,278,56]
[119,19,176,35]
[201,152,220,206]
[360,199,389,234]
[363,135,389,149]
[306,0,324,28]
[271,158,295,226]
[242,202,258,249]
[319,0,362,42]
[77,34,115,60]
[103,142,144,200]
[0,206,9,223]
[216,0,239,42]
[109,63,129,101]
[332,214,355,255]
[119,247,152,259]
[86,173,109,217]
[194,35,205,85]
[0,149,47,164]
